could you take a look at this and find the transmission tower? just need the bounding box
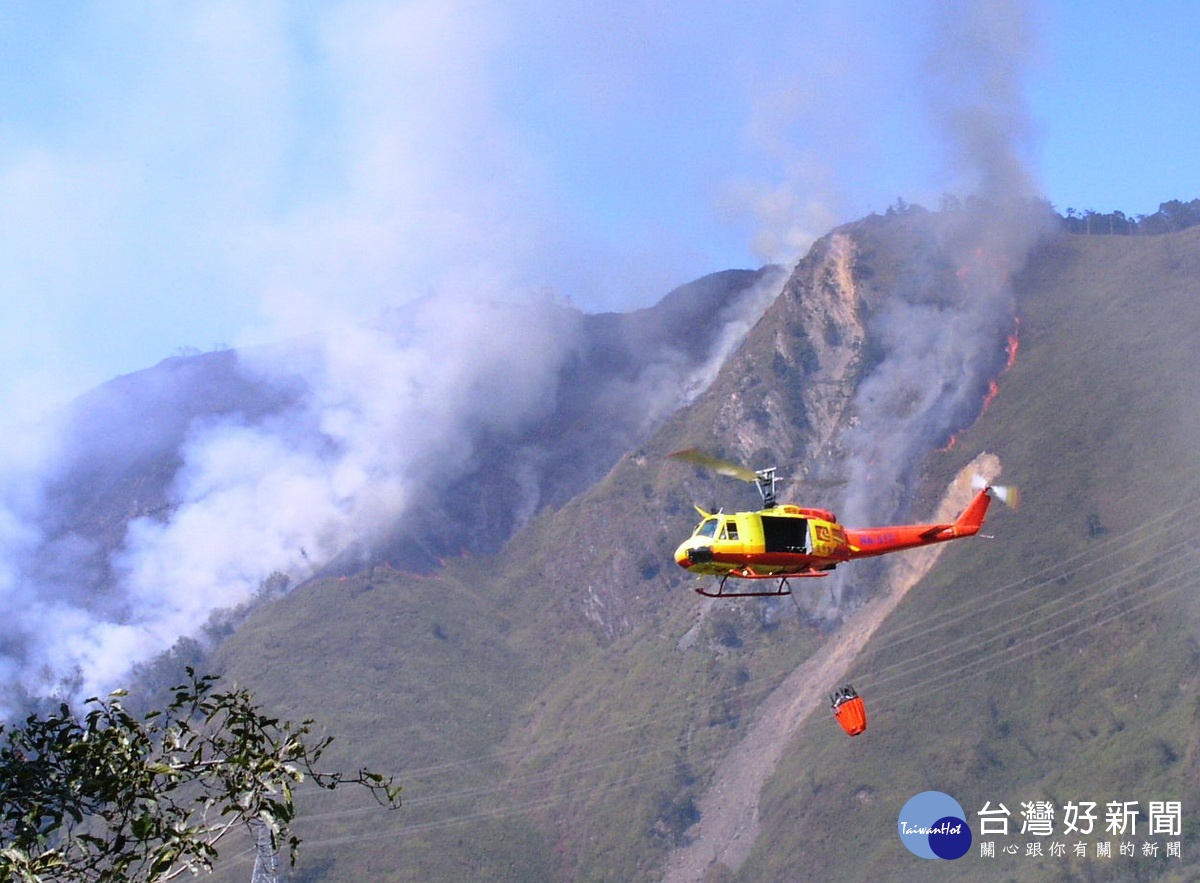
[250,818,281,883]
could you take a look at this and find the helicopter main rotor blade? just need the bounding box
[790,477,848,490]
[668,449,760,482]
[669,448,846,490]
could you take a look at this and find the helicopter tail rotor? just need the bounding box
[972,474,1020,509]
[991,485,1020,509]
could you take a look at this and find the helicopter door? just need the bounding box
[761,515,808,554]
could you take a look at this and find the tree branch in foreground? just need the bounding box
[0,669,400,882]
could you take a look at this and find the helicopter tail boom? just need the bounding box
[847,487,994,556]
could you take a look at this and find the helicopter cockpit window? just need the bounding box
[720,520,739,540]
[697,518,718,538]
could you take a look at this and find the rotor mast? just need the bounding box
[755,467,777,509]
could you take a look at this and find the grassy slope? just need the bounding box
[737,228,1200,882]
[207,563,556,882]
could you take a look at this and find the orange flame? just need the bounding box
[980,379,1001,413]
[1004,317,1021,370]
[938,318,1021,452]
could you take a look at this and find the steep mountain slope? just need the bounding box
[205,204,1091,881]
[662,454,1005,882]
[35,267,776,576]
[354,267,785,573]
[204,210,1200,882]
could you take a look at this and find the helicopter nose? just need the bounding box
[675,540,713,570]
[674,543,691,570]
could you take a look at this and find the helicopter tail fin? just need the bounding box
[951,487,993,537]
[913,485,999,544]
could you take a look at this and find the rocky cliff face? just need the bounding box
[7,204,1033,703]
[728,230,867,481]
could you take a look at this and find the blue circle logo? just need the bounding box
[897,791,972,860]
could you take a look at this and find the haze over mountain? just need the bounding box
[0,0,1042,712]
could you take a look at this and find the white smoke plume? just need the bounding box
[836,0,1050,529]
[0,270,782,712]
[0,297,570,705]
[0,0,822,711]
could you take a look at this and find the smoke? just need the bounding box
[0,0,820,710]
[0,296,566,705]
[0,270,781,712]
[837,0,1050,529]
[924,0,1041,201]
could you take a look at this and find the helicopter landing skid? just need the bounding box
[695,570,828,598]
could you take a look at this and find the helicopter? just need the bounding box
[670,449,1017,597]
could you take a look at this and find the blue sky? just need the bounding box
[0,0,1197,425]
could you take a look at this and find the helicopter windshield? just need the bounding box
[696,517,719,538]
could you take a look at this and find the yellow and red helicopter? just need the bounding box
[670,449,1017,597]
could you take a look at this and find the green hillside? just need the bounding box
[210,219,1200,881]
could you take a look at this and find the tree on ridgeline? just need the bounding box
[1061,199,1200,235]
